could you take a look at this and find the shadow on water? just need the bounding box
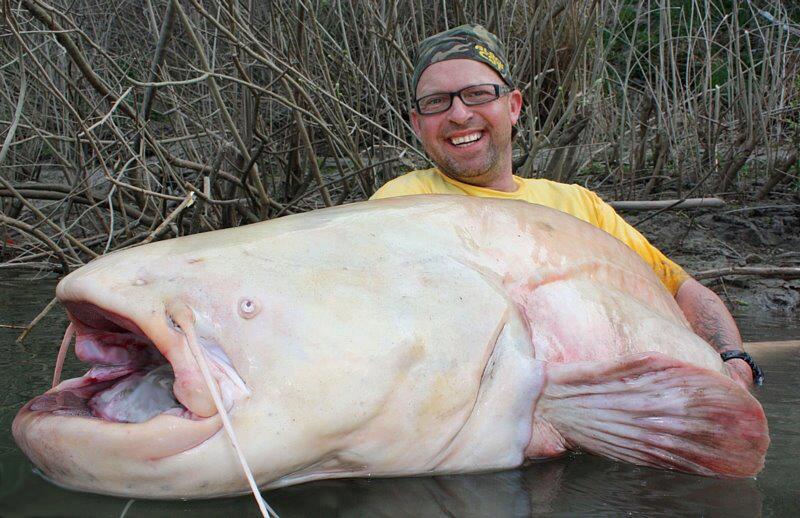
[1,273,799,516]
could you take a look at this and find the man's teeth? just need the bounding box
[451,132,482,145]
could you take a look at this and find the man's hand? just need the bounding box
[724,358,755,388]
[675,278,754,390]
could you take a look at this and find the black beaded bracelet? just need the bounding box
[720,350,764,386]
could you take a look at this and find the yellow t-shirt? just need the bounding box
[371,168,689,294]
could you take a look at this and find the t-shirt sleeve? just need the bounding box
[370,175,430,199]
[586,190,690,294]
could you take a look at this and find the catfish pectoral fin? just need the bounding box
[534,352,769,478]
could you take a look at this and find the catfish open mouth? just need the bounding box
[26,301,235,424]
[20,302,276,512]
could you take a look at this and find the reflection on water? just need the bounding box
[1,274,799,516]
[0,454,771,517]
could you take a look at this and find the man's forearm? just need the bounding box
[675,278,742,353]
[675,278,754,387]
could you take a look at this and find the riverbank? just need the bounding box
[615,187,800,322]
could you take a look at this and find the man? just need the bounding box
[371,25,761,389]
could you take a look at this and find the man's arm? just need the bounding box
[675,278,754,389]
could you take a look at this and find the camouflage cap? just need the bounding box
[412,24,513,96]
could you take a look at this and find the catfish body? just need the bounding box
[13,196,768,498]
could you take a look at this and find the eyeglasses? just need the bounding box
[414,83,511,115]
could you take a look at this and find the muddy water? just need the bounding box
[1,273,798,517]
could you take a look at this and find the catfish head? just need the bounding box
[13,210,450,498]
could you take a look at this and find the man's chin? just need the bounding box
[436,150,499,181]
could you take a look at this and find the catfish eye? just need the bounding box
[238,297,260,319]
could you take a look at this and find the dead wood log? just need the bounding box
[610,197,725,211]
[694,266,800,281]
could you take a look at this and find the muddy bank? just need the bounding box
[616,192,800,322]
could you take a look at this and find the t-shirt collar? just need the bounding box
[434,168,524,196]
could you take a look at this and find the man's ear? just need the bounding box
[508,89,523,126]
[410,109,422,139]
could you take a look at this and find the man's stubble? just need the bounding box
[423,136,502,185]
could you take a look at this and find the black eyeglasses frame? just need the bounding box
[414,83,511,115]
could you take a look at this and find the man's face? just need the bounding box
[411,59,522,189]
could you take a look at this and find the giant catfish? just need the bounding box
[13,195,769,500]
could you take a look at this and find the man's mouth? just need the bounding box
[449,131,483,147]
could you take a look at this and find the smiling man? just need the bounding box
[371,24,762,389]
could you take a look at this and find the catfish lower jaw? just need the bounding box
[14,401,224,463]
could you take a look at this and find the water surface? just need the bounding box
[1,273,798,516]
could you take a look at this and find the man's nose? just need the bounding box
[447,96,473,125]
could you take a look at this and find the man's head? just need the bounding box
[411,25,522,191]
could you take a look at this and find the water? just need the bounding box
[1,273,799,517]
